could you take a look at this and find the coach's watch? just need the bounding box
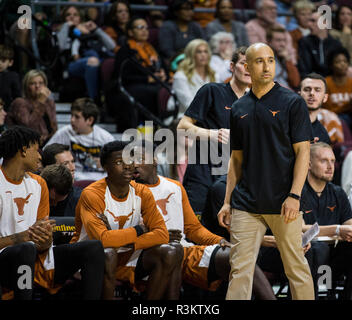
[288,192,301,200]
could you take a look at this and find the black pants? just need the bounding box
[0,242,37,300]
[53,240,105,299]
[306,241,352,299]
[183,164,220,213]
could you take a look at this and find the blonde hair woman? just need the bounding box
[7,69,57,146]
[168,39,219,118]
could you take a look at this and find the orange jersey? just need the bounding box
[0,169,59,295]
[324,76,352,114]
[146,176,223,291]
[72,179,168,251]
[146,176,222,247]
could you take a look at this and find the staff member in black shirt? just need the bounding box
[218,43,314,300]
[302,142,352,299]
[299,73,331,145]
[177,46,251,213]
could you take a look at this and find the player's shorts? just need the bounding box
[182,244,222,291]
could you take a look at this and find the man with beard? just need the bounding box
[301,142,352,299]
[299,73,331,144]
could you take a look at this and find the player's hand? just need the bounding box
[281,196,300,224]
[169,229,182,243]
[219,238,231,249]
[29,218,55,252]
[217,203,231,231]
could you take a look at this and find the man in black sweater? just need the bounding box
[298,11,342,78]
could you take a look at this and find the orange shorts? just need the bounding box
[182,244,222,291]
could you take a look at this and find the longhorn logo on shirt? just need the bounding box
[269,110,280,117]
[327,205,336,212]
[106,209,134,229]
[156,193,175,216]
[13,193,33,215]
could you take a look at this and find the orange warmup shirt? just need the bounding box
[324,76,352,114]
[72,179,168,251]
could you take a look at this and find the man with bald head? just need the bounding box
[218,43,315,300]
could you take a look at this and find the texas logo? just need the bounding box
[327,205,336,213]
[106,209,134,229]
[13,193,33,216]
[156,193,175,216]
[269,109,280,117]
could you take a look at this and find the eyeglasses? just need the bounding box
[133,25,148,30]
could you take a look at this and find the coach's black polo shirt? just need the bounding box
[185,82,237,133]
[184,82,238,184]
[230,82,313,214]
[301,180,352,226]
[311,119,331,145]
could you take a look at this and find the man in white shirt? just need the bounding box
[45,98,114,181]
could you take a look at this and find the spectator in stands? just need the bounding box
[41,164,80,218]
[324,47,352,129]
[6,69,57,147]
[289,0,315,61]
[209,32,236,83]
[132,141,277,300]
[330,4,352,67]
[45,97,114,182]
[193,0,217,28]
[205,0,249,47]
[168,39,218,118]
[275,0,297,31]
[112,16,167,130]
[298,10,343,78]
[0,44,21,111]
[299,73,331,144]
[245,0,297,64]
[72,140,182,300]
[301,142,352,300]
[158,0,204,62]
[267,26,300,90]
[103,0,131,53]
[56,5,116,101]
[0,98,7,135]
[177,46,250,213]
[7,2,49,75]
[0,126,105,299]
[41,143,76,180]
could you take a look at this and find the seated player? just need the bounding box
[0,126,105,300]
[71,140,183,300]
